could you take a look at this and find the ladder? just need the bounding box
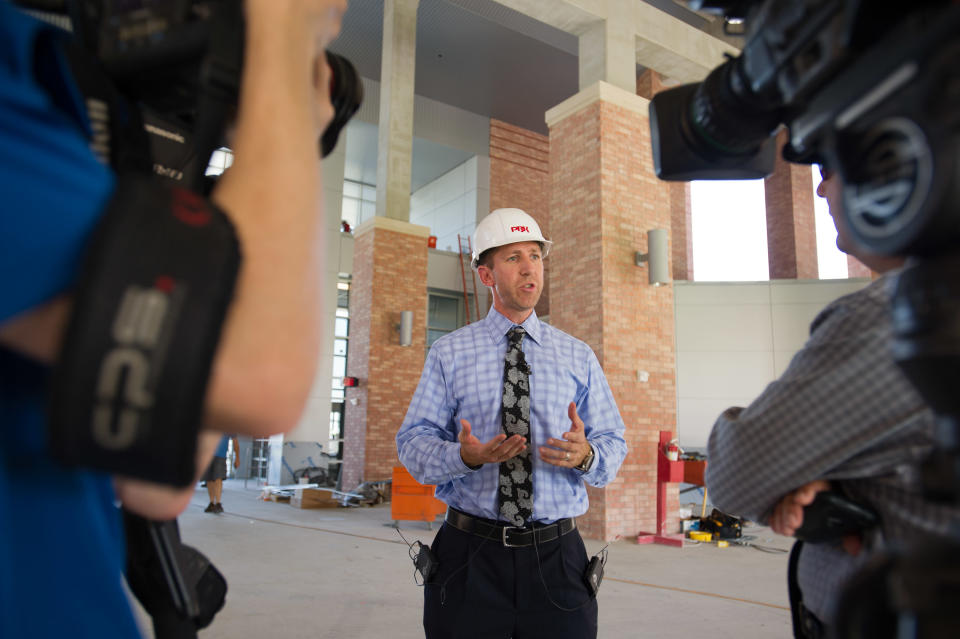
[457,234,480,324]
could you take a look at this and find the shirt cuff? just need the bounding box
[449,442,479,475]
[578,442,598,476]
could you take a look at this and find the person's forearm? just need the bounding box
[115,430,221,520]
[0,296,71,362]
[581,430,627,488]
[205,3,338,436]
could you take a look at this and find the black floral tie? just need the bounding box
[499,326,532,526]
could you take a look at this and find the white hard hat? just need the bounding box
[471,208,552,269]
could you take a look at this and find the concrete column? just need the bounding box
[376,0,419,222]
[636,69,693,281]
[271,130,348,485]
[765,129,819,279]
[341,218,430,491]
[547,82,677,541]
[488,119,551,318]
[578,3,636,93]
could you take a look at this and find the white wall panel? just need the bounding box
[674,279,871,449]
[675,305,773,352]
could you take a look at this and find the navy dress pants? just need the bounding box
[423,522,598,639]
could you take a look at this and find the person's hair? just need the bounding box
[476,248,495,269]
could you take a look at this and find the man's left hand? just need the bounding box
[539,402,591,468]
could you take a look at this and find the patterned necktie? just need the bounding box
[499,326,533,526]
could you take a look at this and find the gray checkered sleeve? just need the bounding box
[705,277,934,524]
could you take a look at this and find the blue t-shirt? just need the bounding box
[0,4,140,637]
[214,435,231,458]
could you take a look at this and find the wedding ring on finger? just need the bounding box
[565,452,571,462]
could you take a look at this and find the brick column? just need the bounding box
[847,255,873,278]
[547,82,677,541]
[341,218,429,490]
[669,182,694,280]
[636,70,693,281]
[489,119,551,317]
[765,129,819,279]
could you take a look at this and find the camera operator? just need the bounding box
[0,0,346,636]
[704,165,960,637]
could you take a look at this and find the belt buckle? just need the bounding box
[501,526,523,547]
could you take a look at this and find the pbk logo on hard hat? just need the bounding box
[510,225,530,233]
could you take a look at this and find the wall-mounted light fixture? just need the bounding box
[398,310,413,346]
[635,228,671,287]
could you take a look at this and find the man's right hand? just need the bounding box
[771,480,831,537]
[458,419,527,468]
[771,479,862,555]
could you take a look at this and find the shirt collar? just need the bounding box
[484,305,543,346]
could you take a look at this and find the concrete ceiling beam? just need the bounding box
[492,0,741,83]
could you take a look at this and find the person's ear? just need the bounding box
[477,264,495,287]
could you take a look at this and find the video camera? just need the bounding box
[14,0,363,487]
[651,0,958,257]
[24,0,363,188]
[651,2,959,637]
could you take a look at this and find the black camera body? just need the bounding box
[652,3,960,636]
[651,1,959,259]
[23,0,362,187]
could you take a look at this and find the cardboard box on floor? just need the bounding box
[291,488,338,509]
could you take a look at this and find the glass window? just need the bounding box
[341,197,359,228]
[427,329,449,347]
[690,180,769,281]
[343,181,361,198]
[812,167,849,279]
[426,290,472,349]
[429,296,460,331]
[341,179,376,230]
[360,201,376,224]
[205,147,234,177]
[329,407,342,440]
[330,279,350,442]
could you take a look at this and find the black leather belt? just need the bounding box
[445,508,576,547]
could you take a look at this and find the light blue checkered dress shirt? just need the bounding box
[397,306,627,524]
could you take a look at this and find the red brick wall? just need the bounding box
[636,71,693,281]
[670,182,693,281]
[490,119,551,318]
[342,225,428,490]
[635,69,666,99]
[847,255,873,278]
[550,98,678,541]
[765,129,819,279]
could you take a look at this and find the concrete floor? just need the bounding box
[134,480,796,638]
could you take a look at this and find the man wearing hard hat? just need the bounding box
[397,208,627,639]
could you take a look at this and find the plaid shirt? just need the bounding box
[706,273,960,622]
[397,306,627,523]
